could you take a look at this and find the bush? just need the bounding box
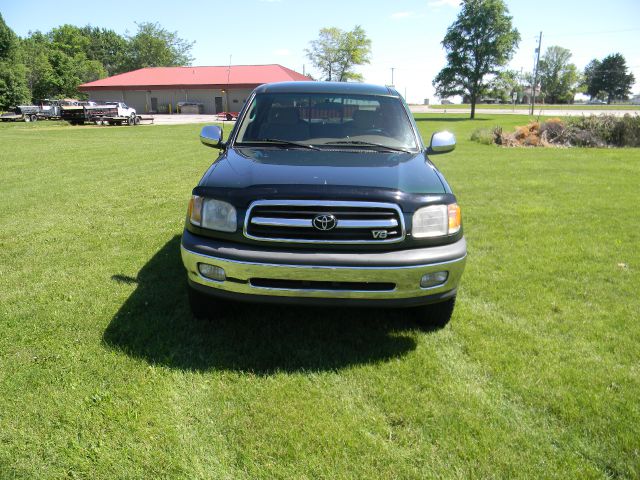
[611,114,640,147]
[470,128,496,145]
[481,114,640,148]
[539,118,566,144]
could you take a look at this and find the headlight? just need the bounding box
[189,195,237,232]
[412,203,461,238]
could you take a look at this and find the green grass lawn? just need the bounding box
[1,117,639,479]
[427,103,640,111]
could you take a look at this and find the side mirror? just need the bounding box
[428,131,456,154]
[200,125,224,149]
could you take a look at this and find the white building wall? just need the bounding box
[87,87,256,114]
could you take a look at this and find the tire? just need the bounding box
[31,115,38,122]
[413,296,456,329]
[129,113,137,125]
[24,115,31,122]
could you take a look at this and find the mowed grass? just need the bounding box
[0,116,639,479]
[427,103,640,111]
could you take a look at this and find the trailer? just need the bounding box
[214,111,239,121]
[1,105,41,122]
[62,101,142,126]
[1,100,76,122]
[60,105,86,125]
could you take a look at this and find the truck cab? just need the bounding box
[105,101,136,117]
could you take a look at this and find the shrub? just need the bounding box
[470,128,496,145]
[488,114,640,148]
[539,118,566,144]
[610,114,640,147]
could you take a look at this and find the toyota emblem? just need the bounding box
[312,214,337,231]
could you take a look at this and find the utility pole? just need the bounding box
[530,31,542,116]
[390,67,395,87]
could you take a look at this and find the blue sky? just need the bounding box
[2,0,639,103]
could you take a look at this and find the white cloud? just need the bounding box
[273,48,290,56]
[391,11,413,19]
[427,0,460,8]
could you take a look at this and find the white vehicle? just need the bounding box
[80,101,138,125]
[104,101,137,118]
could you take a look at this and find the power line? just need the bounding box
[536,27,640,38]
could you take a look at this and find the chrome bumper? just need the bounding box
[181,235,466,303]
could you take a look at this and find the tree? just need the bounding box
[432,0,520,119]
[538,46,580,104]
[82,26,128,76]
[123,22,194,71]
[0,13,30,108]
[485,69,522,103]
[20,28,106,100]
[585,53,634,104]
[0,12,17,61]
[305,26,371,81]
[582,59,601,98]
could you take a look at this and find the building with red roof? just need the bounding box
[78,64,311,114]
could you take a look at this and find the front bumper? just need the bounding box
[181,230,466,307]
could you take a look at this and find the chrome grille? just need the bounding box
[244,200,405,244]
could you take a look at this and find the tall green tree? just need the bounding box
[305,26,371,81]
[432,0,520,119]
[0,12,17,60]
[585,53,634,104]
[123,22,194,71]
[582,59,601,98]
[0,13,30,108]
[485,69,523,103]
[81,26,128,75]
[20,28,106,100]
[538,46,580,104]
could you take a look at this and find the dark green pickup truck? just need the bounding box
[181,81,466,326]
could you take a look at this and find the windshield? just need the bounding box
[234,92,419,151]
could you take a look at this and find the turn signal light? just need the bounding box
[448,203,461,234]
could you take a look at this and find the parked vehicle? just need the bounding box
[0,99,72,122]
[181,82,467,326]
[61,101,138,125]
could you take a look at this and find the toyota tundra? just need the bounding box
[181,81,466,325]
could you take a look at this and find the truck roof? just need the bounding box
[254,81,399,97]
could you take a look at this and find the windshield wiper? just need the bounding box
[323,140,412,153]
[238,138,319,150]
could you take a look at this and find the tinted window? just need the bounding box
[235,93,418,150]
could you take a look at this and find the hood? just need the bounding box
[200,147,446,195]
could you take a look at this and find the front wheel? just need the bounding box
[413,296,456,329]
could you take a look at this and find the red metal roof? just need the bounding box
[79,64,311,91]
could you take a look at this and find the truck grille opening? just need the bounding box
[244,201,405,244]
[250,278,396,291]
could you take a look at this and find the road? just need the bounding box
[151,114,234,125]
[408,105,638,117]
[146,107,637,126]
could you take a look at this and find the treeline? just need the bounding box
[479,48,636,106]
[0,13,194,109]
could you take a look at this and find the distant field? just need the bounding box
[427,103,640,111]
[1,117,639,478]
